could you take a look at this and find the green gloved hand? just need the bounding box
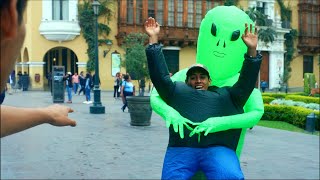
[189,116,227,137]
[151,88,195,139]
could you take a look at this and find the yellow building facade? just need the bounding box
[19,0,318,91]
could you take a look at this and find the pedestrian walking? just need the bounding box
[83,73,93,104]
[120,74,135,112]
[113,72,120,99]
[260,80,268,93]
[63,72,73,103]
[72,72,79,95]
[139,77,145,96]
[78,71,86,95]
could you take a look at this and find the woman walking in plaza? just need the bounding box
[120,74,135,112]
[113,72,121,99]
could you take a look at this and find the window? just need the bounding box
[187,1,193,28]
[177,0,183,27]
[157,0,164,25]
[127,0,134,24]
[195,1,202,28]
[206,0,212,13]
[136,0,143,24]
[256,1,265,15]
[303,56,313,76]
[299,1,319,37]
[304,12,317,37]
[168,0,174,26]
[148,1,155,18]
[52,0,69,20]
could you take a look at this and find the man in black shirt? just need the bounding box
[145,17,262,179]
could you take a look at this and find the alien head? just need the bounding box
[196,6,254,82]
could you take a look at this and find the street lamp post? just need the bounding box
[90,0,105,114]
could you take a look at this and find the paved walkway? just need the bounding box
[1,91,319,179]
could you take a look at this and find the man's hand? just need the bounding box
[43,104,76,127]
[242,23,258,57]
[144,17,160,44]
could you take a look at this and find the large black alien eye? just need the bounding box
[211,23,217,36]
[231,30,240,41]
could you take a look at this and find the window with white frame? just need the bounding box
[52,0,69,20]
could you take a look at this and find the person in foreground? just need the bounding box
[145,17,262,179]
[0,0,76,138]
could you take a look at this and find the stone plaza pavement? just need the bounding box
[1,91,319,179]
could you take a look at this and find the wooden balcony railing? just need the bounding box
[298,35,320,53]
[116,24,199,47]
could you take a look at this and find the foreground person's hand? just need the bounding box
[43,104,76,127]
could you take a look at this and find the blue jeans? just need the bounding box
[121,91,133,110]
[66,86,72,101]
[73,83,79,94]
[162,146,244,180]
[85,87,91,101]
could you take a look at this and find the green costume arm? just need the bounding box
[150,69,264,139]
[190,89,264,136]
[150,86,194,139]
[150,68,197,139]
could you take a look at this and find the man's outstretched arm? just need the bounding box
[1,105,76,138]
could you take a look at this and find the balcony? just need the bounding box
[298,35,320,54]
[39,20,81,42]
[116,24,199,47]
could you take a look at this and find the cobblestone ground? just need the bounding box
[1,91,319,179]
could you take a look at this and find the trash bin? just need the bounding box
[305,113,317,133]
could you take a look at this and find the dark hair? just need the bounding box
[0,0,27,24]
[124,74,129,80]
[86,73,91,79]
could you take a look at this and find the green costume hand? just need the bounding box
[150,88,195,139]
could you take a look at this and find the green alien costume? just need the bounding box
[150,6,264,158]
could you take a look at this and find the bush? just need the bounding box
[262,96,275,104]
[304,73,316,94]
[262,93,286,99]
[270,99,319,110]
[262,104,320,130]
[285,95,320,104]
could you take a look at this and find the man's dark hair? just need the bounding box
[0,0,27,24]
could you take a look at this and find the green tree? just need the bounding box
[121,33,149,81]
[78,0,112,72]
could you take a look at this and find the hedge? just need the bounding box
[285,95,320,104]
[262,104,320,130]
[262,93,320,104]
[262,93,286,99]
[262,96,276,104]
